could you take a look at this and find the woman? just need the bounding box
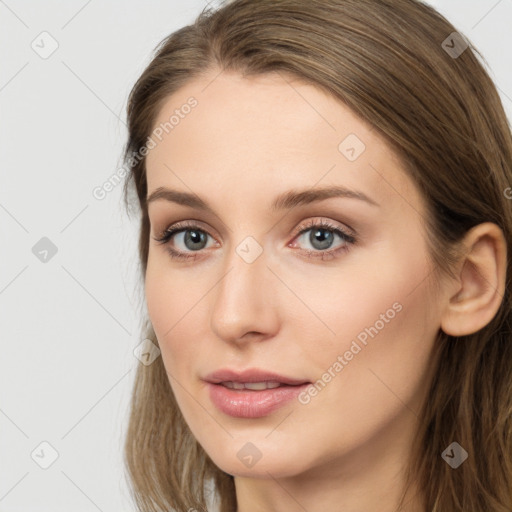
[122,0,512,510]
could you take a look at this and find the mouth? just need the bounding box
[203,368,311,418]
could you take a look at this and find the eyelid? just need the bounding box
[153,219,217,243]
[293,217,356,240]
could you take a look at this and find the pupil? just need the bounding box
[311,228,333,250]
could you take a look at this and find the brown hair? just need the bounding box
[122,1,512,510]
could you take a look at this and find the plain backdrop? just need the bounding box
[1,0,511,510]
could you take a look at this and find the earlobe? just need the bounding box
[440,222,507,337]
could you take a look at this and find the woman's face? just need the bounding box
[144,70,444,480]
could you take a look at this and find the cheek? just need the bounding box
[295,243,439,416]
[279,239,432,349]
[145,256,221,434]
[145,258,173,339]
[144,255,211,377]
[145,257,184,366]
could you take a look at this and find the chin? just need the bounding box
[201,437,312,479]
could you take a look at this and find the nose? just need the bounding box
[209,239,280,346]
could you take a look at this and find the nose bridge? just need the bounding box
[210,234,277,341]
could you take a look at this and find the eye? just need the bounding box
[289,218,356,260]
[153,221,216,261]
[152,218,357,262]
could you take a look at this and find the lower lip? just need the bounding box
[207,382,309,418]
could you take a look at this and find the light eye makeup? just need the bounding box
[152,217,357,262]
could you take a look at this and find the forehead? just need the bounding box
[145,70,422,214]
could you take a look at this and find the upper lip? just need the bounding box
[203,368,310,386]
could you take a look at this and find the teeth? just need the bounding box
[244,381,280,390]
[221,381,282,390]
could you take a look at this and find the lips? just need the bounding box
[203,368,310,418]
[203,368,309,387]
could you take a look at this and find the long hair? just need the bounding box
[122,1,512,510]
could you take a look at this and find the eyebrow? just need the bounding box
[146,185,379,213]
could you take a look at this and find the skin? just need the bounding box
[144,69,507,512]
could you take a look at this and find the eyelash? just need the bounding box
[152,219,357,262]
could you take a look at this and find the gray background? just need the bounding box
[1,0,511,510]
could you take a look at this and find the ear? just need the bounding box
[440,222,507,337]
